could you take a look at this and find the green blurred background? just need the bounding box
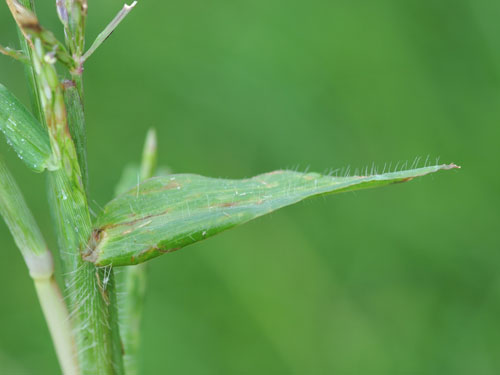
[1,0,499,373]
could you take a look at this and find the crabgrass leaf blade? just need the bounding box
[0,84,53,172]
[86,164,458,266]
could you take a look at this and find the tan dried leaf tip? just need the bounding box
[6,0,41,33]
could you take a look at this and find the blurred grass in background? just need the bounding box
[1,0,499,373]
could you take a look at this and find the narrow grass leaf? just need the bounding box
[85,164,458,266]
[0,84,53,172]
[82,1,137,62]
[0,157,50,274]
[0,45,28,62]
[116,128,157,375]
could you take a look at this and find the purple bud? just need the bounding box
[56,0,68,23]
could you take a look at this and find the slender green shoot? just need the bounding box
[0,158,78,375]
[0,45,28,62]
[116,128,157,374]
[82,1,137,62]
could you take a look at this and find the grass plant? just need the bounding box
[0,1,458,374]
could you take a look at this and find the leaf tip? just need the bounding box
[442,163,460,170]
[145,128,157,152]
[126,1,138,10]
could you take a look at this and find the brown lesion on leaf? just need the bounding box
[266,170,285,176]
[161,181,181,190]
[7,0,42,34]
[252,170,285,184]
[62,80,76,89]
[81,228,104,263]
[159,247,181,254]
[95,270,110,305]
[443,163,461,170]
[394,177,414,184]
[135,245,181,263]
[98,209,169,231]
[218,202,238,208]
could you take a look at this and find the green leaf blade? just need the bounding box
[86,164,458,266]
[0,84,53,172]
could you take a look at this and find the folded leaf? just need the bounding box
[84,164,458,266]
[0,84,54,172]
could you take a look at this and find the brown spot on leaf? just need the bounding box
[159,247,181,254]
[218,202,238,208]
[395,177,414,184]
[62,80,76,89]
[162,181,181,190]
[99,210,169,230]
[7,0,42,32]
[81,229,103,262]
[267,170,284,175]
[137,246,181,261]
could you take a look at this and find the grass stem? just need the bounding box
[0,158,78,374]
